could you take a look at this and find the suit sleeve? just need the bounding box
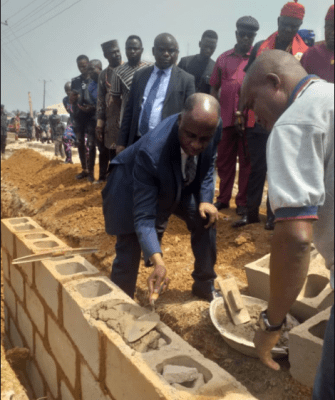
[132,149,162,261]
[185,74,196,101]
[199,120,222,203]
[117,72,138,147]
[178,57,186,71]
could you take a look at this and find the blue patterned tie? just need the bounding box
[139,69,164,135]
[184,156,197,186]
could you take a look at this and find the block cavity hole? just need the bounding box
[55,263,87,276]
[9,218,29,225]
[157,355,213,387]
[76,280,112,298]
[308,320,328,340]
[33,241,59,249]
[24,233,49,240]
[301,275,329,298]
[14,224,35,231]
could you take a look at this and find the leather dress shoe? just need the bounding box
[264,216,275,230]
[192,283,222,302]
[214,201,229,211]
[232,213,260,228]
[236,206,247,216]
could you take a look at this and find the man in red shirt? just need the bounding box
[210,16,259,215]
[301,5,334,83]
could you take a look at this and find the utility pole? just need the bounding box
[39,79,51,109]
[28,91,36,139]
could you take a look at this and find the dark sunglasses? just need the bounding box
[237,30,256,39]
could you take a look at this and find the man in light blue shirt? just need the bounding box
[116,33,195,154]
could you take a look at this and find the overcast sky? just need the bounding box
[1,0,331,112]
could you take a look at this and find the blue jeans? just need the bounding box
[312,304,334,400]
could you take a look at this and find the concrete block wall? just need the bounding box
[2,217,257,400]
[289,306,331,387]
[245,250,334,322]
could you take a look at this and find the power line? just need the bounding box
[2,0,54,38]
[3,0,82,45]
[1,46,35,86]
[1,0,10,7]
[5,0,39,21]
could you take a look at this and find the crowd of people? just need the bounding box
[1,1,334,397]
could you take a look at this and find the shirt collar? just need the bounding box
[153,64,173,75]
[230,45,251,57]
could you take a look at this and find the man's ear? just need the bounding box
[199,40,202,49]
[266,73,281,89]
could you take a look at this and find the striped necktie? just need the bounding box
[184,156,197,186]
[139,69,164,135]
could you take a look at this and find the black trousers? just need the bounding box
[246,124,274,219]
[111,190,217,298]
[74,117,96,173]
[96,139,111,180]
[1,135,6,154]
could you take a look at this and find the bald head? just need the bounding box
[240,50,308,131]
[178,93,220,156]
[87,59,102,82]
[153,33,179,69]
[64,82,71,95]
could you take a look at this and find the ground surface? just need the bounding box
[1,142,312,400]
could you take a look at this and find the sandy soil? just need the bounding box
[1,145,312,400]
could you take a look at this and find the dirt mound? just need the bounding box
[1,149,312,399]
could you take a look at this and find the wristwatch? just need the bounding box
[259,310,286,332]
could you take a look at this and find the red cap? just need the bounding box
[280,0,305,20]
[325,5,334,21]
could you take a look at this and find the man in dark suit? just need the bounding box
[116,33,195,155]
[103,93,222,302]
[178,30,218,94]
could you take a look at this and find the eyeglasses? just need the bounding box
[237,31,256,39]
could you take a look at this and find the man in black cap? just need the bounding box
[95,40,122,182]
[1,105,8,156]
[37,109,50,144]
[49,109,59,142]
[210,16,259,215]
[178,30,218,94]
[26,114,34,142]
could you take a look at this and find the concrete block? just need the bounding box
[1,217,43,258]
[163,365,199,384]
[4,279,16,319]
[245,251,333,321]
[25,283,45,336]
[60,381,75,400]
[2,250,10,280]
[26,359,45,400]
[35,260,59,318]
[289,306,331,387]
[10,264,24,303]
[48,315,76,388]
[35,332,58,398]
[9,317,24,348]
[81,363,111,400]
[91,300,257,400]
[17,302,33,351]
[15,231,68,286]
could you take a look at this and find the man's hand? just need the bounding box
[254,329,281,371]
[147,264,169,303]
[199,202,218,228]
[95,126,104,142]
[78,104,95,113]
[234,111,245,134]
[116,145,125,155]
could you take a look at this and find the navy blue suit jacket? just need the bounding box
[117,64,195,148]
[102,113,222,261]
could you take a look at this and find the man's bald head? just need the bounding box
[87,59,102,82]
[241,50,307,131]
[153,33,179,69]
[64,82,71,96]
[178,93,220,156]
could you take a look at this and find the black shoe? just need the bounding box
[87,174,95,183]
[192,283,221,302]
[265,216,275,230]
[214,202,229,211]
[236,206,247,216]
[76,170,89,180]
[232,213,260,228]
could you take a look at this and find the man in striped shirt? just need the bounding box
[110,35,152,125]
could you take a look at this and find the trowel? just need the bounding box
[216,276,250,325]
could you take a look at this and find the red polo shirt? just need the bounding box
[301,42,334,83]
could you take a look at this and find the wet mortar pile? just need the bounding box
[1,146,313,399]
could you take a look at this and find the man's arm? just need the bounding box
[185,73,196,100]
[209,57,222,100]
